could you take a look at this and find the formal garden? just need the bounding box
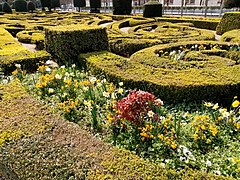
[0,0,240,179]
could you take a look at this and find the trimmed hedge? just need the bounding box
[220,29,240,43]
[45,25,108,65]
[113,0,132,15]
[16,30,45,44]
[0,27,50,74]
[27,1,36,12]
[109,38,162,57]
[156,17,219,30]
[216,12,240,35]
[80,41,240,104]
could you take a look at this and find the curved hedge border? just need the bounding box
[0,27,50,74]
[220,29,240,43]
[80,41,240,103]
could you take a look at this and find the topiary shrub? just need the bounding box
[40,0,51,11]
[216,12,240,35]
[224,0,240,8]
[90,0,101,13]
[2,2,12,13]
[113,0,132,15]
[51,0,60,10]
[27,1,36,12]
[143,1,162,18]
[14,0,27,12]
[73,0,86,12]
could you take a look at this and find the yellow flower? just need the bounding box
[171,141,177,149]
[36,83,43,89]
[232,100,240,108]
[118,88,124,95]
[158,134,164,141]
[204,102,213,107]
[212,103,219,110]
[12,70,18,76]
[209,125,218,136]
[193,134,198,140]
[201,125,206,131]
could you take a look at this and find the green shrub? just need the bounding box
[80,41,240,104]
[143,1,162,18]
[16,30,44,44]
[224,0,240,8]
[2,2,12,13]
[73,0,86,12]
[45,25,108,66]
[90,0,101,8]
[14,0,27,12]
[0,3,2,12]
[40,0,51,10]
[27,1,36,12]
[216,12,240,35]
[220,29,240,43]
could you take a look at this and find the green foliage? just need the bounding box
[0,3,2,12]
[143,1,162,18]
[216,12,240,35]
[224,0,240,8]
[113,0,132,15]
[220,29,240,43]
[14,0,27,12]
[16,30,44,44]
[27,1,36,12]
[40,0,51,9]
[45,25,108,66]
[2,2,12,13]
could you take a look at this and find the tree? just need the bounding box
[224,0,240,8]
[73,0,86,12]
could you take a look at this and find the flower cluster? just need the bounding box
[116,90,163,125]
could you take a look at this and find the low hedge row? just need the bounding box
[80,41,240,104]
[16,30,45,44]
[216,12,240,35]
[220,29,240,43]
[0,27,50,74]
[156,17,220,30]
[45,24,108,65]
[0,80,233,180]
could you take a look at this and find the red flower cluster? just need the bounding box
[116,90,156,125]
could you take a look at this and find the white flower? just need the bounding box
[65,72,70,77]
[45,67,51,72]
[97,82,102,87]
[180,156,186,162]
[212,103,219,110]
[72,64,76,68]
[159,116,166,120]
[147,110,154,118]
[206,160,212,167]
[101,78,106,83]
[214,170,221,175]
[103,91,110,98]
[119,82,123,86]
[15,64,21,69]
[55,74,62,80]
[83,86,89,92]
[62,92,67,98]
[60,65,65,69]
[89,77,97,83]
[48,88,54,94]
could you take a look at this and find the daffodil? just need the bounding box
[147,110,154,118]
[232,100,240,108]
